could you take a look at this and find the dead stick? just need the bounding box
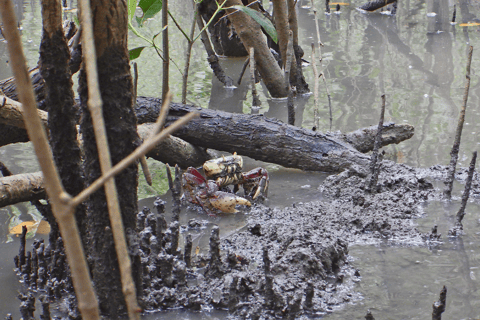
[249,47,261,107]
[77,0,140,317]
[320,73,333,130]
[285,31,295,125]
[181,1,198,104]
[162,0,169,101]
[311,43,320,130]
[310,0,324,61]
[455,151,476,226]
[237,57,250,85]
[133,62,152,185]
[366,94,386,193]
[0,0,100,318]
[432,286,447,320]
[444,46,473,199]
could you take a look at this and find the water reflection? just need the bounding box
[324,201,480,320]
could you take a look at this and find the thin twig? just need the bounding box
[146,93,172,138]
[133,62,151,184]
[311,43,320,130]
[310,0,323,61]
[444,46,473,199]
[77,0,140,317]
[162,0,169,101]
[320,73,332,130]
[285,31,295,125]
[71,112,197,207]
[237,57,250,85]
[0,0,100,319]
[365,94,386,193]
[181,1,198,104]
[139,156,152,186]
[454,151,476,228]
[249,47,261,107]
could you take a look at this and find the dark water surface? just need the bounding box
[1,0,480,318]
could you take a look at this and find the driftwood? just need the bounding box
[358,0,396,12]
[0,172,45,207]
[136,96,414,172]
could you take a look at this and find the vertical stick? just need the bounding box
[133,62,138,106]
[162,0,169,101]
[365,94,386,193]
[311,43,320,130]
[311,0,324,62]
[181,1,198,104]
[444,46,473,199]
[0,0,100,318]
[285,31,295,125]
[321,73,333,130]
[432,286,447,320]
[249,47,261,107]
[77,0,140,317]
[455,151,476,226]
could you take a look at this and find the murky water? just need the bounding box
[1,0,480,318]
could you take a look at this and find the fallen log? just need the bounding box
[136,96,414,172]
[1,94,413,172]
[358,0,396,12]
[0,172,45,207]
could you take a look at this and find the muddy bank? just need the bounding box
[12,159,479,319]
[137,159,477,319]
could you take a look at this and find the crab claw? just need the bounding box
[209,191,251,213]
[242,168,269,200]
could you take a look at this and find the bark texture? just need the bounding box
[137,97,412,172]
[39,0,86,242]
[222,0,288,97]
[78,0,141,316]
[0,172,45,207]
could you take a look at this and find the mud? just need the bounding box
[136,159,480,319]
[12,158,480,319]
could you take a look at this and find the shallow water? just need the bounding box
[1,0,480,318]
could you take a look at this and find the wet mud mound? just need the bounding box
[14,160,479,319]
[139,160,464,319]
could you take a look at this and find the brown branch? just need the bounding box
[311,43,320,130]
[182,1,198,104]
[77,0,140,317]
[0,0,100,319]
[162,0,169,101]
[444,46,473,199]
[0,172,45,207]
[249,47,261,107]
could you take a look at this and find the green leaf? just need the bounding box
[229,5,278,44]
[129,46,146,60]
[73,15,80,26]
[137,0,162,26]
[128,0,137,22]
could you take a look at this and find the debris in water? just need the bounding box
[432,285,447,320]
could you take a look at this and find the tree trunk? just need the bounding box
[39,0,86,245]
[221,0,288,97]
[78,0,141,316]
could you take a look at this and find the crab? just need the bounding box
[182,154,269,215]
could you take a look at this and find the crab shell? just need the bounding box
[209,191,252,213]
[203,154,243,178]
